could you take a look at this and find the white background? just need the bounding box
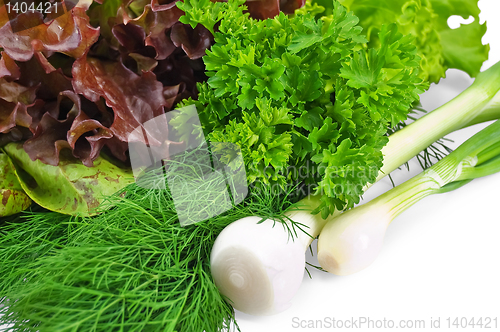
[235,1,500,331]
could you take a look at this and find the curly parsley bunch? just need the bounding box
[177,0,426,216]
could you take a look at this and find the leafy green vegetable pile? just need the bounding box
[0,159,297,331]
[178,0,426,216]
[0,0,325,217]
[0,0,488,217]
[0,0,492,331]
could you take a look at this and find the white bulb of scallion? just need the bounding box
[210,197,333,315]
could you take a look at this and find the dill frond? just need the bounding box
[0,149,299,332]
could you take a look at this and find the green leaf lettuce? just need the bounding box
[332,0,489,82]
[3,143,134,216]
[0,152,31,217]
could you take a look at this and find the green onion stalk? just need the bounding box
[376,62,500,183]
[318,118,500,275]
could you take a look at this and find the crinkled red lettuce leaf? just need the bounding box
[0,0,303,168]
[23,91,79,167]
[23,90,119,167]
[72,53,168,144]
[17,54,73,100]
[0,4,99,61]
[0,99,32,134]
[115,1,184,60]
[0,52,21,79]
[170,21,213,59]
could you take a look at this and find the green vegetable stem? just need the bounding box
[318,118,500,275]
[375,60,500,185]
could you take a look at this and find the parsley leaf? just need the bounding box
[178,0,425,214]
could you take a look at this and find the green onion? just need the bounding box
[375,61,500,184]
[317,118,500,275]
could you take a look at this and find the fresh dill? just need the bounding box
[0,149,302,332]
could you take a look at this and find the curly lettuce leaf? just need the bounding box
[430,0,489,78]
[72,53,169,144]
[0,51,21,79]
[0,4,99,62]
[3,142,133,216]
[333,0,488,82]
